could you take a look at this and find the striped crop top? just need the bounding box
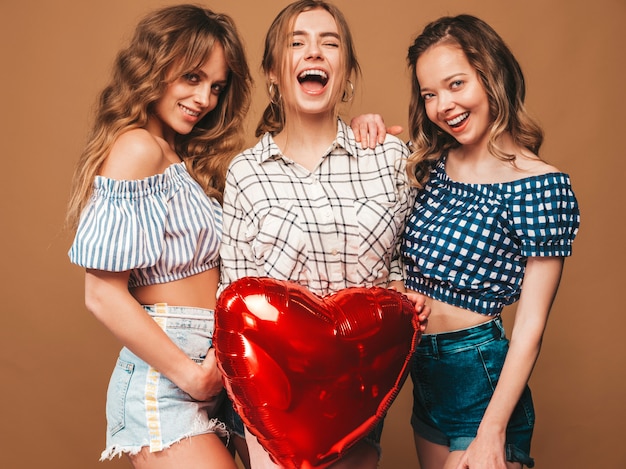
[402,155,580,316]
[69,162,222,288]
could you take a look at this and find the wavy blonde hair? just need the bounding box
[66,4,252,230]
[255,0,361,137]
[406,14,544,188]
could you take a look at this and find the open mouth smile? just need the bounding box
[179,104,201,118]
[446,112,469,127]
[297,69,329,92]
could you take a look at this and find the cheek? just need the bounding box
[424,101,438,122]
[471,84,490,109]
[209,94,220,111]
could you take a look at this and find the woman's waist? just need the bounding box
[406,277,509,317]
[130,268,219,309]
[421,297,495,334]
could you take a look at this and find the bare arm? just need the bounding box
[456,256,564,469]
[85,269,223,401]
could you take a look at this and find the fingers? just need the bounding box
[350,116,365,143]
[404,291,425,308]
[402,291,431,332]
[368,114,386,148]
[199,348,224,399]
[387,125,404,136]
[350,114,391,149]
[418,307,430,332]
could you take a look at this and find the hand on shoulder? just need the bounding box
[99,128,178,180]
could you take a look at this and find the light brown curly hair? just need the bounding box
[66,4,252,230]
[406,14,544,188]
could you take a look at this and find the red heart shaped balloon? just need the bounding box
[215,277,421,469]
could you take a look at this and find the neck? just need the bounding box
[274,112,337,171]
[447,133,524,183]
[455,132,517,162]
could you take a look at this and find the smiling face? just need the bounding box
[148,42,229,143]
[416,42,492,149]
[273,8,344,118]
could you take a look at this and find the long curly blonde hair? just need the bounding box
[66,4,252,230]
[406,14,544,188]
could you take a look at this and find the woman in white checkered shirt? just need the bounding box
[218,1,430,468]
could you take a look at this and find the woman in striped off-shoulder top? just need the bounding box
[66,5,251,468]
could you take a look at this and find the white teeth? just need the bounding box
[298,69,328,80]
[447,112,469,126]
[180,104,200,117]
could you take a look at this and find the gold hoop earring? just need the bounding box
[341,80,355,102]
[269,82,281,104]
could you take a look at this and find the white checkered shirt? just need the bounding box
[219,119,415,297]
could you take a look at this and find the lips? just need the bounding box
[297,69,328,93]
[179,103,201,118]
[446,111,469,128]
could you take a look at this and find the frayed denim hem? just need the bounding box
[100,417,229,460]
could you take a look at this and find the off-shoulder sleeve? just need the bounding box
[510,173,580,257]
[68,175,170,272]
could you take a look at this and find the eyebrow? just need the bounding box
[420,72,469,91]
[443,72,468,81]
[292,30,341,40]
[191,66,229,81]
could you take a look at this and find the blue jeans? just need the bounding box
[100,304,228,460]
[410,317,535,467]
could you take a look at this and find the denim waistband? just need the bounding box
[142,303,214,320]
[416,317,505,356]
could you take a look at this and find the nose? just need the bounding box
[305,41,322,60]
[437,91,454,114]
[194,83,211,108]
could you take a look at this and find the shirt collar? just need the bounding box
[334,118,359,158]
[255,118,360,164]
[254,132,283,164]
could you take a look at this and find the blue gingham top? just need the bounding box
[402,154,580,316]
[69,162,222,288]
[219,118,415,297]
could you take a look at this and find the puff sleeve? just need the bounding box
[68,175,170,272]
[509,173,580,257]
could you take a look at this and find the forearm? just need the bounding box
[478,256,564,436]
[84,270,212,398]
[477,329,542,436]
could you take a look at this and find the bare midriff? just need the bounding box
[130,267,220,310]
[410,290,494,334]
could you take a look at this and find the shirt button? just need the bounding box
[331,249,338,255]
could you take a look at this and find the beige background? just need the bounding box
[0,0,623,468]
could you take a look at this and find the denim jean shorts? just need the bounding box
[100,304,228,460]
[410,317,535,468]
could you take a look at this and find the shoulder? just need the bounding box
[381,133,410,154]
[100,129,169,180]
[229,134,275,169]
[515,151,560,177]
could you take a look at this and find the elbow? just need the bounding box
[84,282,106,322]
[83,271,121,323]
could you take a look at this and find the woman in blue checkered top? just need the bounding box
[401,15,580,469]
